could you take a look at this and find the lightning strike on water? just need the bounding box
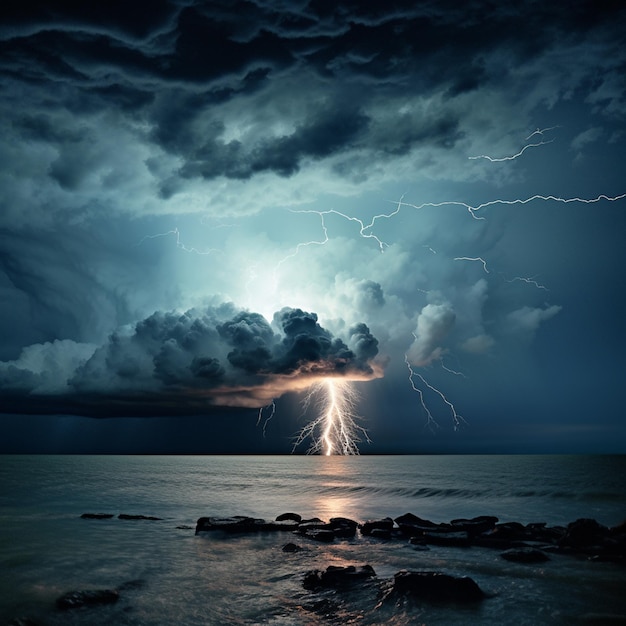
[292,378,370,455]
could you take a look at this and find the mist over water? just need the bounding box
[1,454,625,625]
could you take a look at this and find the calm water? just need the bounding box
[1,454,625,625]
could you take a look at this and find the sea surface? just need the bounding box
[1,454,625,625]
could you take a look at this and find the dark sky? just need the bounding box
[1,1,625,453]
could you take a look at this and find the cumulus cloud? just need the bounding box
[406,303,456,366]
[0,304,381,416]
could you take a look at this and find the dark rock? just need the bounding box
[395,513,438,528]
[296,521,333,533]
[81,513,114,519]
[276,512,302,522]
[176,525,194,530]
[359,517,394,536]
[303,565,376,590]
[329,517,358,538]
[561,518,608,548]
[422,530,471,547]
[391,570,485,602]
[450,516,498,536]
[304,529,335,542]
[117,579,145,591]
[370,527,392,539]
[282,542,303,552]
[195,516,298,534]
[118,514,162,521]
[56,589,119,610]
[500,548,550,563]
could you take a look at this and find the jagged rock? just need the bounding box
[80,513,114,519]
[276,512,302,522]
[282,542,303,552]
[500,548,550,563]
[370,527,392,539]
[303,565,376,590]
[56,589,119,610]
[359,517,394,536]
[118,514,162,521]
[391,570,485,602]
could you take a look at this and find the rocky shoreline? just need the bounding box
[8,510,624,624]
[194,511,626,564]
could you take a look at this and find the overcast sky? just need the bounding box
[1,0,625,453]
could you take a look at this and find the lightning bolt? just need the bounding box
[405,354,465,432]
[257,401,276,438]
[292,378,370,455]
[454,256,490,273]
[135,227,217,255]
[468,125,561,162]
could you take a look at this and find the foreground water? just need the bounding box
[1,454,625,625]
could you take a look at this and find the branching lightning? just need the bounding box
[257,401,276,437]
[468,126,561,162]
[405,354,465,432]
[454,256,490,273]
[135,227,217,255]
[292,378,370,455]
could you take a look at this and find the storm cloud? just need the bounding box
[0,304,381,416]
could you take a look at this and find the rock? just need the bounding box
[303,565,376,590]
[500,548,550,563]
[80,513,114,519]
[304,529,335,542]
[118,514,162,521]
[329,517,358,538]
[370,527,392,539]
[276,512,302,522]
[359,517,394,536]
[195,516,298,534]
[422,531,471,547]
[282,542,303,552]
[176,525,194,530]
[450,516,498,536]
[56,589,119,610]
[395,513,439,528]
[391,570,485,602]
[561,518,608,548]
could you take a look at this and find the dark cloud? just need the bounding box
[0,304,381,416]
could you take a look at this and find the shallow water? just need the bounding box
[1,454,625,624]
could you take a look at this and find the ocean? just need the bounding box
[1,454,625,625]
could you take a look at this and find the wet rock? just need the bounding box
[395,513,440,536]
[500,548,550,563]
[303,565,376,590]
[195,516,298,534]
[450,516,498,536]
[561,518,608,548]
[282,542,303,552]
[56,589,119,610]
[176,525,194,530]
[370,527,393,539]
[329,517,358,538]
[80,513,114,519]
[391,570,485,602]
[118,514,162,521]
[305,528,336,542]
[276,512,302,523]
[422,530,471,547]
[359,517,394,536]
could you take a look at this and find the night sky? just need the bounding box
[1,1,625,453]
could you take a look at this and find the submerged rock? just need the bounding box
[80,513,114,519]
[195,515,299,534]
[118,514,162,521]
[303,565,376,590]
[359,517,394,536]
[391,570,485,602]
[282,542,303,552]
[56,589,119,610]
